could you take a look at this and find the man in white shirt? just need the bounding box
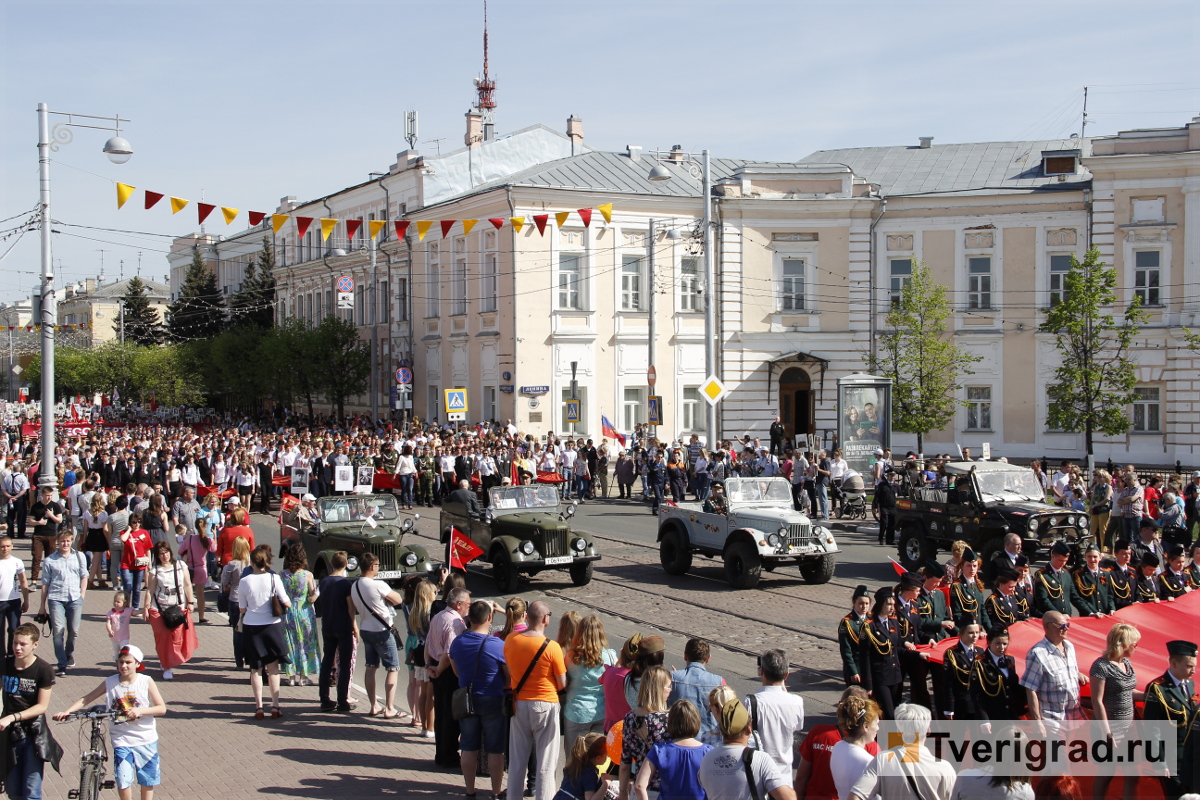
[848,703,957,800]
[1050,461,1072,506]
[698,698,796,800]
[557,446,577,499]
[745,649,806,787]
[348,553,404,717]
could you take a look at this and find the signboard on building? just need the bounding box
[520,386,549,395]
[837,373,892,478]
[445,388,467,421]
[565,400,581,423]
[647,395,663,426]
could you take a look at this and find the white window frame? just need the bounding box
[967,256,992,310]
[889,257,913,306]
[428,385,440,423]
[622,385,647,432]
[679,256,701,312]
[620,254,643,311]
[1132,386,1161,433]
[396,278,408,322]
[779,257,806,312]
[1133,250,1162,307]
[425,243,440,318]
[965,386,992,431]
[378,281,389,324]
[480,253,498,313]
[1048,253,1073,307]
[681,386,701,432]
[483,386,497,423]
[451,255,468,316]
[558,253,584,310]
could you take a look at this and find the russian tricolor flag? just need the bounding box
[601,414,626,446]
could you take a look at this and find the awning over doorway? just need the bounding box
[768,351,829,404]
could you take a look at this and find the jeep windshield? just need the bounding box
[489,485,560,510]
[318,495,401,523]
[725,478,792,505]
[973,470,1046,503]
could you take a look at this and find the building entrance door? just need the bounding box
[778,368,812,445]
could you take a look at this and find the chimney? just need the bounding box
[626,145,642,161]
[668,145,685,163]
[918,136,933,149]
[567,115,584,155]
[465,110,483,148]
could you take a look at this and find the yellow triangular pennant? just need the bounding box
[170,197,189,214]
[598,203,613,224]
[271,214,289,234]
[320,218,338,242]
[116,183,136,210]
[368,220,386,239]
[510,217,525,233]
[416,220,434,241]
[555,211,571,228]
[461,219,478,236]
[221,207,239,224]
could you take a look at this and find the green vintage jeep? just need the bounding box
[440,485,600,593]
[281,494,433,585]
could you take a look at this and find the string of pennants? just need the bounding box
[114,183,614,240]
[2,324,90,331]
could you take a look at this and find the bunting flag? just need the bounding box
[598,203,613,224]
[488,218,505,230]
[368,220,386,239]
[394,221,410,239]
[116,183,136,209]
[144,191,164,210]
[221,207,239,225]
[555,211,571,228]
[461,219,478,236]
[197,203,216,224]
[510,217,525,233]
[248,211,266,226]
[271,214,289,234]
[440,220,456,238]
[320,218,337,241]
[345,219,362,239]
[295,216,314,237]
[533,214,549,236]
[416,220,433,241]
[169,197,189,214]
[578,208,593,227]
[449,527,485,570]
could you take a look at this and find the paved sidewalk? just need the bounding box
[20,539,466,800]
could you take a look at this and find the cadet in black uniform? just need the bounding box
[895,571,931,709]
[950,548,992,631]
[839,585,871,686]
[1033,541,1079,617]
[917,563,953,643]
[937,614,982,720]
[1186,542,1200,589]
[1142,640,1199,799]
[1013,554,1034,618]
[1106,539,1137,610]
[1136,552,1162,603]
[970,624,1026,726]
[1071,542,1115,617]
[858,586,903,719]
[985,569,1023,628]
[1159,544,1194,601]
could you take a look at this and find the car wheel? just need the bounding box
[569,560,593,586]
[724,540,762,590]
[799,553,836,584]
[313,561,328,581]
[898,525,932,569]
[659,528,693,576]
[492,550,521,594]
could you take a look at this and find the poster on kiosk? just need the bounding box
[837,373,892,478]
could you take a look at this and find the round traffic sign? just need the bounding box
[336,275,355,293]
[647,365,657,387]
[395,367,413,384]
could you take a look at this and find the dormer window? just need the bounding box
[1042,150,1079,176]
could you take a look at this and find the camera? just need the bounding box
[33,613,49,625]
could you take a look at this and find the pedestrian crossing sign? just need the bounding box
[565,400,580,423]
[444,388,468,421]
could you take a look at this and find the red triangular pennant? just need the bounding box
[577,208,593,228]
[488,218,505,230]
[345,219,362,239]
[394,221,410,239]
[197,203,216,224]
[295,216,314,237]
[440,220,456,238]
[248,211,266,226]
[449,527,485,570]
[533,214,549,236]
[144,191,164,210]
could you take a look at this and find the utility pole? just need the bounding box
[647,219,656,442]
[369,236,379,423]
[702,149,717,448]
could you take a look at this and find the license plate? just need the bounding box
[542,556,572,565]
[376,570,405,579]
[788,546,818,555]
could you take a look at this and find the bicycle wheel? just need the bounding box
[79,761,99,800]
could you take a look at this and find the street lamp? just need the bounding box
[648,149,717,448]
[36,103,132,490]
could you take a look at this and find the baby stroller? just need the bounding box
[837,474,868,520]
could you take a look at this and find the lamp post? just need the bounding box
[648,149,717,448]
[36,103,132,490]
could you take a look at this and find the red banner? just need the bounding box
[536,470,566,484]
[197,484,236,500]
[280,493,299,513]
[373,470,401,491]
[449,527,485,570]
[271,475,292,487]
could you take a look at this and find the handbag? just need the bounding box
[217,591,230,613]
[503,637,550,718]
[354,579,402,650]
[451,638,487,720]
[154,563,188,630]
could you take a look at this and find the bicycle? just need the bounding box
[55,705,125,800]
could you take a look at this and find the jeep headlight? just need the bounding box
[403,552,418,567]
[572,537,587,552]
[520,541,535,556]
[346,556,359,572]
[766,533,782,548]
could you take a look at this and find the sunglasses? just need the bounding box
[1058,622,1071,632]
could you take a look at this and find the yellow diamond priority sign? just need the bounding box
[699,376,727,406]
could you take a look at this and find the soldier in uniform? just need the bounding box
[950,548,992,631]
[379,442,399,474]
[858,586,903,719]
[917,562,953,643]
[936,614,982,720]
[1159,543,1194,601]
[970,624,1026,726]
[1107,539,1137,610]
[839,585,871,685]
[1186,542,1200,588]
[1072,542,1115,617]
[414,447,437,507]
[895,571,931,709]
[985,569,1023,627]
[1136,552,1163,603]
[1033,541,1080,617]
[1143,640,1199,799]
[1013,554,1034,618]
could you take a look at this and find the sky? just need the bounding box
[0,0,1196,305]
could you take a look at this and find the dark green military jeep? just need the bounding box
[440,485,600,593]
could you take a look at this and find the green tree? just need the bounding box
[131,346,205,407]
[24,347,97,400]
[1039,247,1147,455]
[864,259,981,454]
[167,247,225,342]
[229,237,277,330]
[311,316,370,423]
[120,276,163,346]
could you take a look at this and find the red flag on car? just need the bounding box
[449,527,485,570]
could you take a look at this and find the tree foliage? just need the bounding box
[229,237,277,330]
[167,248,225,342]
[24,341,200,406]
[864,259,981,454]
[1038,247,1147,455]
[120,276,164,346]
[309,316,371,423]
